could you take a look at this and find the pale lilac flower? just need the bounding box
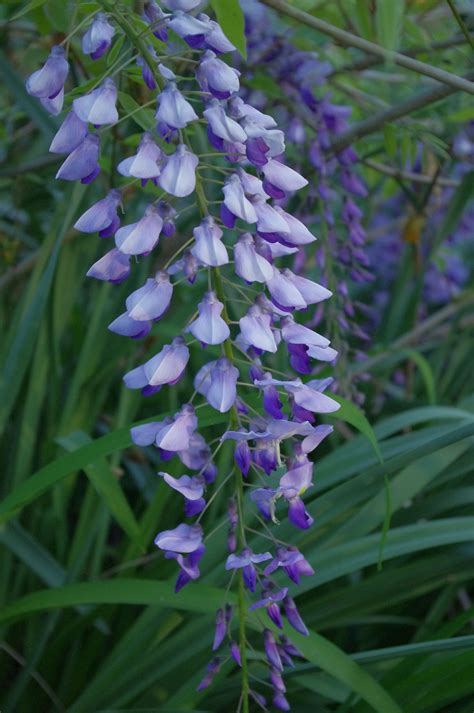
[194,358,239,412]
[108,312,151,339]
[266,267,307,311]
[228,96,277,128]
[169,10,209,48]
[73,78,118,126]
[117,133,162,182]
[197,50,240,99]
[252,197,290,237]
[125,271,173,321]
[40,88,64,115]
[192,216,229,266]
[139,336,189,387]
[50,111,88,154]
[242,118,285,166]
[187,291,230,345]
[74,189,121,236]
[26,45,68,99]
[159,144,198,197]
[154,522,203,553]
[261,159,308,195]
[239,306,278,353]
[204,100,247,144]
[115,205,163,255]
[272,207,317,245]
[161,472,205,501]
[221,174,258,227]
[86,247,130,283]
[56,134,100,183]
[154,404,197,451]
[156,82,198,132]
[197,14,236,53]
[226,548,272,592]
[234,233,272,283]
[82,13,115,60]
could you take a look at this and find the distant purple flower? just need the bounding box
[26,45,68,100]
[284,596,308,635]
[82,13,115,60]
[264,629,283,671]
[196,657,221,691]
[212,608,227,651]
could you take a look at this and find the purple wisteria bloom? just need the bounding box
[239,306,278,353]
[124,336,189,389]
[74,189,121,237]
[156,82,198,133]
[155,522,203,553]
[197,13,236,53]
[143,1,169,41]
[250,587,288,628]
[234,233,272,283]
[264,546,314,584]
[49,111,88,154]
[194,358,239,412]
[187,291,230,345]
[114,205,163,255]
[192,216,229,266]
[82,13,115,60]
[226,549,272,592]
[73,78,118,126]
[117,133,162,182]
[86,248,130,283]
[26,45,68,100]
[159,144,198,197]
[168,11,209,48]
[125,271,173,321]
[197,50,240,99]
[166,544,205,592]
[56,134,100,184]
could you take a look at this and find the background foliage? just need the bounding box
[1,0,473,711]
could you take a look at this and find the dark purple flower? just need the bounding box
[225,548,272,592]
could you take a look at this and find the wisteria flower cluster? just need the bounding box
[26,2,341,709]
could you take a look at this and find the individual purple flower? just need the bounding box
[56,134,100,184]
[212,608,226,651]
[117,133,162,182]
[229,96,277,129]
[137,54,158,91]
[252,198,290,239]
[264,546,314,584]
[250,587,288,628]
[125,271,173,322]
[264,629,283,671]
[283,596,308,635]
[73,78,118,126]
[197,13,235,53]
[82,13,115,60]
[168,10,209,48]
[274,691,291,711]
[154,404,197,451]
[154,522,203,553]
[225,548,272,592]
[86,247,130,283]
[280,315,329,349]
[239,305,278,353]
[227,498,238,551]
[196,657,221,692]
[162,0,202,9]
[159,144,198,197]
[143,1,169,41]
[157,200,177,237]
[49,111,88,154]
[192,216,229,266]
[187,291,230,345]
[156,82,198,134]
[234,439,251,476]
[243,119,285,167]
[194,358,239,413]
[108,312,151,339]
[204,100,247,146]
[261,159,308,195]
[114,205,163,255]
[230,641,241,667]
[166,544,205,592]
[128,336,189,388]
[221,175,258,228]
[197,50,240,99]
[161,472,205,501]
[272,207,317,246]
[234,233,273,283]
[26,45,69,100]
[74,189,121,237]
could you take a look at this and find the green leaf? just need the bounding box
[279,624,403,713]
[57,432,141,544]
[353,0,374,40]
[433,170,474,251]
[375,0,405,53]
[402,349,437,405]
[0,578,232,625]
[210,0,247,58]
[10,0,47,20]
[328,394,383,462]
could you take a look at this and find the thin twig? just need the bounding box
[261,0,474,95]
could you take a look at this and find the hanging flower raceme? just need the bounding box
[27,5,346,709]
